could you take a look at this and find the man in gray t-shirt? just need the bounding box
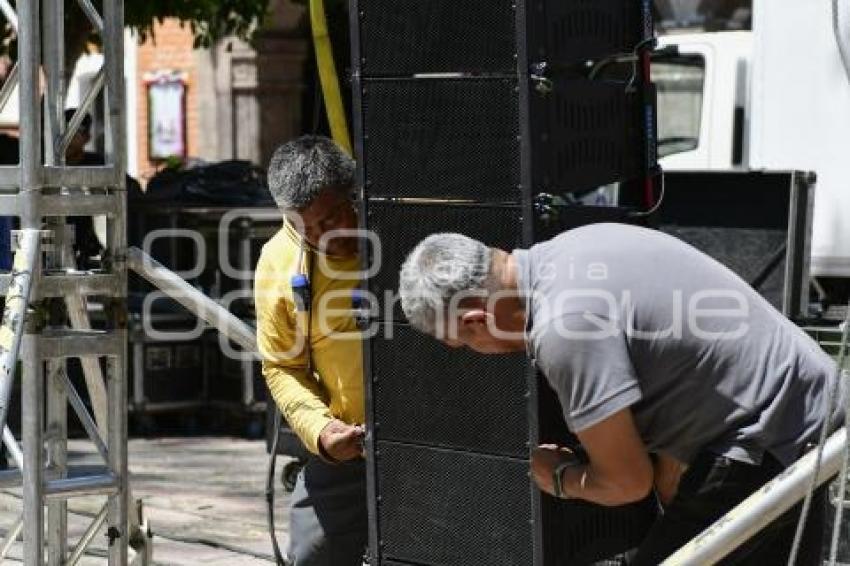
[398,224,845,564]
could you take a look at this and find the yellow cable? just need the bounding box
[310,0,352,156]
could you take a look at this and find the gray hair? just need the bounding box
[399,233,494,334]
[267,135,355,210]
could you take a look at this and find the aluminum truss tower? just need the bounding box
[0,0,149,563]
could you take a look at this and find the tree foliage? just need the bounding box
[0,0,274,67]
[124,0,273,49]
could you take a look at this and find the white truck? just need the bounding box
[654,0,850,316]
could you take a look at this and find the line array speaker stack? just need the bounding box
[351,2,661,564]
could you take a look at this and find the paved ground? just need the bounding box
[0,437,289,565]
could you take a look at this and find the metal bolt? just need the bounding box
[106,526,122,546]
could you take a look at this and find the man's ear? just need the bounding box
[460,309,488,326]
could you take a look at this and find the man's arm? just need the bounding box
[532,408,654,506]
[255,257,362,461]
[263,361,364,461]
[262,361,332,454]
[531,315,653,505]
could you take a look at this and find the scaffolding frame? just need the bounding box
[0,0,150,563]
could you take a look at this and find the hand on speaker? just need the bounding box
[319,419,365,462]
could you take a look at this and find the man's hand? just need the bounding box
[550,409,654,506]
[653,453,686,506]
[319,420,365,462]
[531,444,580,497]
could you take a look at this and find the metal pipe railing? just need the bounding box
[75,0,104,34]
[67,503,108,566]
[0,514,22,560]
[59,370,109,463]
[126,247,258,352]
[662,427,846,564]
[3,426,23,470]
[44,473,118,500]
[58,69,105,156]
[0,230,41,435]
[0,63,19,111]
[0,0,17,32]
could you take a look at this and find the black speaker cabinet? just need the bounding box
[358,77,654,201]
[623,170,816,321]
[367,322,657,566]
[370,323,536,565]
[354,0,653,77]
[351,1,657,201]
[352,2,660,564]
[359,203,658,565]
[365,201,524,323]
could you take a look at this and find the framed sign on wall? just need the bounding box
[146,71,188,160]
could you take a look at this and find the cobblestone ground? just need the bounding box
[0,437,289,565]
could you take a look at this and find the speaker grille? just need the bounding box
[355,0,651,76]
[372,324,530,457]
[533,0,649,65]
[544,495,658,564]
[362,79,521,202]
[366,202,524,323]
[645,171,802,316]
[377,442,533,566]
[356,0,518,76]
[535,79,645,193]
[660,226,787,311]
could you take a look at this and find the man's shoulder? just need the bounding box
[255,226,300,304]
[255,228,300,322]
[529,312,625,365]
[540,223,659,251]
[257,226,298,271]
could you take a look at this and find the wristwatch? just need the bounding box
[552,459,584,499]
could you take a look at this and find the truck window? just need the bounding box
[654,0,751,32]
[652,55,705,158]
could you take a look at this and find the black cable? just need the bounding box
[588,53,638,81]
[266,408,287,565]
[625,36,657,93]
[630,171,666,218]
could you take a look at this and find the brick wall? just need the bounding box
[136,19,200,183]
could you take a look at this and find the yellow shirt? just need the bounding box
[254,221,364,455]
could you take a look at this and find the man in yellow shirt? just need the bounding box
[255,136,366,565]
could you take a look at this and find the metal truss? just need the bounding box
[0,1,151,563]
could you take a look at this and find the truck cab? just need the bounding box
[654,3,850,317]
[655,31,752,170]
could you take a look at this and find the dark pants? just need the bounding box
[287,456,368,566]
[633,451,827,565]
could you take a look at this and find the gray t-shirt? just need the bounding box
[515,223,845,466]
